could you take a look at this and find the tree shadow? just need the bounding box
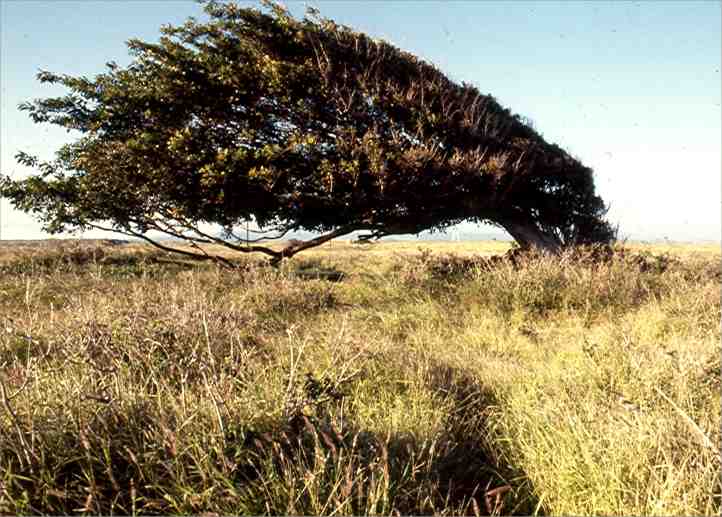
[233,362,546,515]
[4,361,545,515]
[289,258,347,282]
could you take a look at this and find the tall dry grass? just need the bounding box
[0,240,719,515]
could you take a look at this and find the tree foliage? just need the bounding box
[1,0,615,263]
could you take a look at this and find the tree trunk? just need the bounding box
[499,219,562,254]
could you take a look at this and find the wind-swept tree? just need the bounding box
[1,0,615,264]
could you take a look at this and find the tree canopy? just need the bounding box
[1,0,615,264]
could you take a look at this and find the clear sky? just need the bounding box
[1,0,720,242]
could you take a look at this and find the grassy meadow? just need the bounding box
[0,238,719,515]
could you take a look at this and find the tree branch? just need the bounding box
[272,224,362,265]
[152,211,290,257]
[223,225,294,244]
[84,222,252,266]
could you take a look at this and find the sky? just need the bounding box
[1,0,720,243]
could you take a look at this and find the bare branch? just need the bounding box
[85,221,285,263]
[272,224,362,265]
[84,223,248,265]
[234,227,292,244]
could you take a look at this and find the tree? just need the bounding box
[0,0,615,265]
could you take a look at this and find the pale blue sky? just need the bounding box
[1,0,720,242]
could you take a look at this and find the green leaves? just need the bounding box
[3,0,613,258]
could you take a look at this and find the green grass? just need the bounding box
[0,239,719,515]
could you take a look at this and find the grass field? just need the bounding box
[0,239,719,515]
